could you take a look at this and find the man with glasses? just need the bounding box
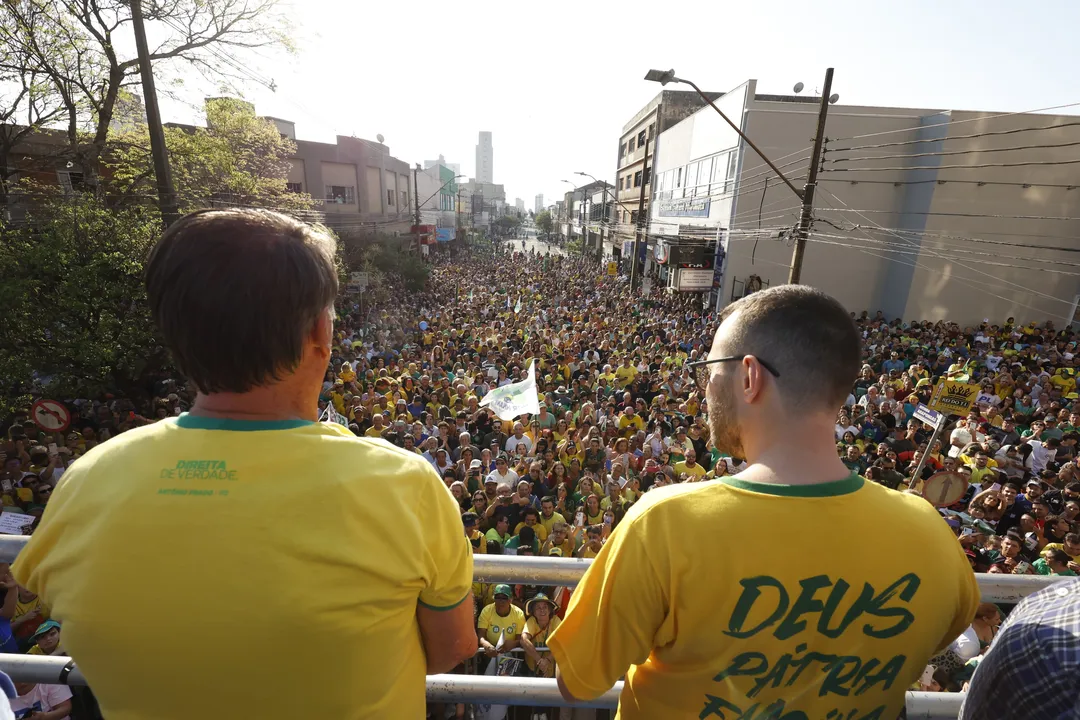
[549,285,978,720]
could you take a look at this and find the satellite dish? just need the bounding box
[829,94,840,104]
[376,133,385,143]
[793,82,804,94]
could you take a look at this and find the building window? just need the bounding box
[387,189,395,207]
[325,185,355,204]
[633,171,642,188]
[620,142,627,158]
[648,123,655,139]
[637,130,646,147]
[401,190,408,207]
[631,210,639,226]
[628,137,636,152]
[286,182,302,193]
[643,166,651,186]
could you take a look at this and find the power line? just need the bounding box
[829,101,1080,144]
[823,157,1080,173]
[818,177,1080,191]
[816,186,1075,308]
[808,231,1080,274]
[849,225,1080,254]
[815,207,1080,222]
[828,119,1080,153]
[827,138,1080,164]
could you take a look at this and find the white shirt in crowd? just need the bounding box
[486,468,519,486]
[11,683,70,720]
[1027,438,1055,474]
[505,434,533,455]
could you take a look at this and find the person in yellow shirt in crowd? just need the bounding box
[463,512,487,554]
[337,361,356,385]
[13,209,477,720]
[617,405,644,438]
[550,285,978,720]
[521,594,562,678]
[365,413,387,438]
[541,522,576,558]
[26,619,62,656]
[614,356,638,389]
[477,584,526,663]
[673,448,707,481]
[538,496,566,535]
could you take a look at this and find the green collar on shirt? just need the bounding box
[176,413,316,431]
[722,472,864,498]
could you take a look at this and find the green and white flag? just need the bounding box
[480,360,541,420]
[319,404,348,427]
[514,296,522,314]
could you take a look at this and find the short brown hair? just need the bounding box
[145,209,338,393]
[718,285,860,410]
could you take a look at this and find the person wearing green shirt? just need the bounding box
[505,526,540,555]
[1034,548,1077,576]
[485,515,512,549]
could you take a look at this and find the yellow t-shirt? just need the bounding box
[1044,542,1080,560]
[539,512,566,535]
[615,366,638,388]
[14,415,473,720]
[514,522,549,542]
[548,474,979,720]
[673,461,707,480]
[477,603,526,646]
[524,615,562,674]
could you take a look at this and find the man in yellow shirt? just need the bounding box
[614,357,638,389]
[477,584,526,659]
[673,448,707,481]
[13,209,477,720]
[550,285,978,720]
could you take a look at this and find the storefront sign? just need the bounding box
[677,268,714,292]
[656,197,711,218]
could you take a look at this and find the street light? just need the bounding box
[644,68,802,200]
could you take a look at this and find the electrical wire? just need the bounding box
[819,177,1080,191]
[829,101,1080,144]
[829,120,1080,153]
[823,158,1080,173]
[846,225,1080,254]
[816,186,1076,308]
[827,138,1080,164]
[815,207,1080,222]
[808,231,1080,274]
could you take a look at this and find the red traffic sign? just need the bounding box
[30,399,70,433]
[922,471,969,508]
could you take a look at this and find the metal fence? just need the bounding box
[0,536,1055,718]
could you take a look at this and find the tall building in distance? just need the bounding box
[475,131,493,183]
[515,198,525,211]
[534,194,544,213]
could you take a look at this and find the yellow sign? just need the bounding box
[606,262,618,276]
[928,380,980,416]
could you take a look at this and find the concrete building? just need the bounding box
[475,131,494,184]
[612,90,723,262]
[561,180,613,252]
[535,194,544,213]
[645,78,1080,324]
[415,161,459,234]
[288,131,414,239]
[425,154,461,177]
[459,178,505,230]
[515,198,525,211]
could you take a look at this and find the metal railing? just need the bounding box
[0,537,1052,718]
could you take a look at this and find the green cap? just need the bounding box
[493,584,512,598]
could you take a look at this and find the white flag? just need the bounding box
[480,360,541,420]
[319,404,349,427]
[514,296,522,314]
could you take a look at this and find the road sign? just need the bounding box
[30,399,70,433]
[922,471,969,507]
[913,404,941,427]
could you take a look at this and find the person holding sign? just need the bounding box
[549,285,979,720]
[13,210,476,720]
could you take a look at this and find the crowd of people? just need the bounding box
[2,232,1079,718]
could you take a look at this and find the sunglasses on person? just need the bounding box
[687,356,781,392]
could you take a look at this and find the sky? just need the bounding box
[155,0,1080,209]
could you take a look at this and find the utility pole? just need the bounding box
[413,163,421,253]
[787,67,834,284]
[130,0,179,227]
[629,137,650,289]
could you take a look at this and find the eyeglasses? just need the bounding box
[687,356,781,392]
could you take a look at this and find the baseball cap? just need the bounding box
[493,584,512,598]
[470,459,482,469]
[30,620,60,641]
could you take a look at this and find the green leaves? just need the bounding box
[0,193,165,413]
[535,210,554,234]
